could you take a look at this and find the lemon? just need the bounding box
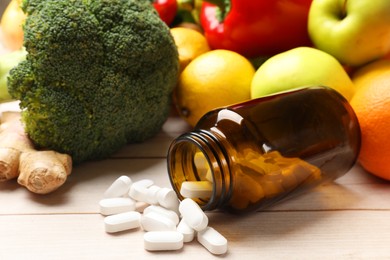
[170,27,210,72]
[174,49,255,127]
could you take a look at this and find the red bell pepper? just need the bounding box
[200,0,313,58]
[152,0,178,26]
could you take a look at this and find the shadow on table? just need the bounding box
[206,181,362,241]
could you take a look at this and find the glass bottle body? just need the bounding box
[167,87,361,212]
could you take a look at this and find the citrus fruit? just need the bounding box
[170,27,210,72]
[0,0,26,50]
[350,59,390,181]
[174,49,255,127]
[251,47,355,101]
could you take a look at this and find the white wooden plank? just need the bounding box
[1,159,389,215]
[0,158,172,214]
[0,211,390,259]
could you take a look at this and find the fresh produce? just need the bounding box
[152,0,178,26]
[0,111,72,194]
[199,0,313,58]
[174,49,255,127]
[170,27,210,72]
[0,0,178,49]
[174,0,203,25]
[350,60,390,181]
[308,0,390,67]
[250,47,355,101]
[7,0,179,164]
[0,48,26,101]
[0,0,26,50]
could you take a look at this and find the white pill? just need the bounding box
[128,179,154,202]
[104,211,141,233]
[103,175,132,198]
[179,198,208,231]
[157,187,180,212]
[99,197,136,216]
[197,226,228,255]
[176,218,195,243]
[194,152,207,167]
[194,152,209,175]
[145,185,161,205]
[144,205,180,225]
[140,211,176,232]
[135,201,149,213]
[204,169,214,183]
[180,181,213,199]
[144,231,184,251]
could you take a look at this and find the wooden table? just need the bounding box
[1,114,390,259]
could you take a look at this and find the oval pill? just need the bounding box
[144,231,184,251]
[157,187,180,212]
[143,205,180,225]
[104,211,141,233]
[194,152,210,178]
[140,211,176,232]
[103,175,132,198]
[197,226,228,255]
[203,169,214,183]
[128,179,154,202]
[194,152,208,168]
[179,198,208,231]
[145,185,161,205]
[180,181,213,199]
[135,201,149,213]
[176,218,195,243]
[99,197,136,216]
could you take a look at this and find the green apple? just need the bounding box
[308,0,390,67]
[251,47,354,101]
[0,48,26,102]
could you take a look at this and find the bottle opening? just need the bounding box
[167,132,231,211]
[167,140,213,207]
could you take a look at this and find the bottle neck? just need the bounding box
[167,130,232,211]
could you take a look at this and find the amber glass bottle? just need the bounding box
[167,86,361,213]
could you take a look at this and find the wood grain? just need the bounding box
[1,114,390,259]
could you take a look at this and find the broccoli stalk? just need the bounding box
[7,0,180,164]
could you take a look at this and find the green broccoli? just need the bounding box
[7,0,179,164]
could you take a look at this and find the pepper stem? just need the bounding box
[203,0,224,10]
[203,0,231,21]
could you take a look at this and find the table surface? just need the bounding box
[1,113,390,260]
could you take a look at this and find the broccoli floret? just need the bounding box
[7,0,179,164]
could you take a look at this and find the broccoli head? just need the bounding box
[8,0,179,164]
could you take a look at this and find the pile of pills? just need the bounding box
[98,175,228,255]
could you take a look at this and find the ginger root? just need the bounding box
[0,110,72,194]
[0,111,33,181]
[18,150,72,194]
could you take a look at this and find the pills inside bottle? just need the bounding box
[167,86,361,212]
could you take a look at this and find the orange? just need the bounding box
[0,0,26,50]
[174,49,255,127]
[170,27,210,73]
[350,59,390,180]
